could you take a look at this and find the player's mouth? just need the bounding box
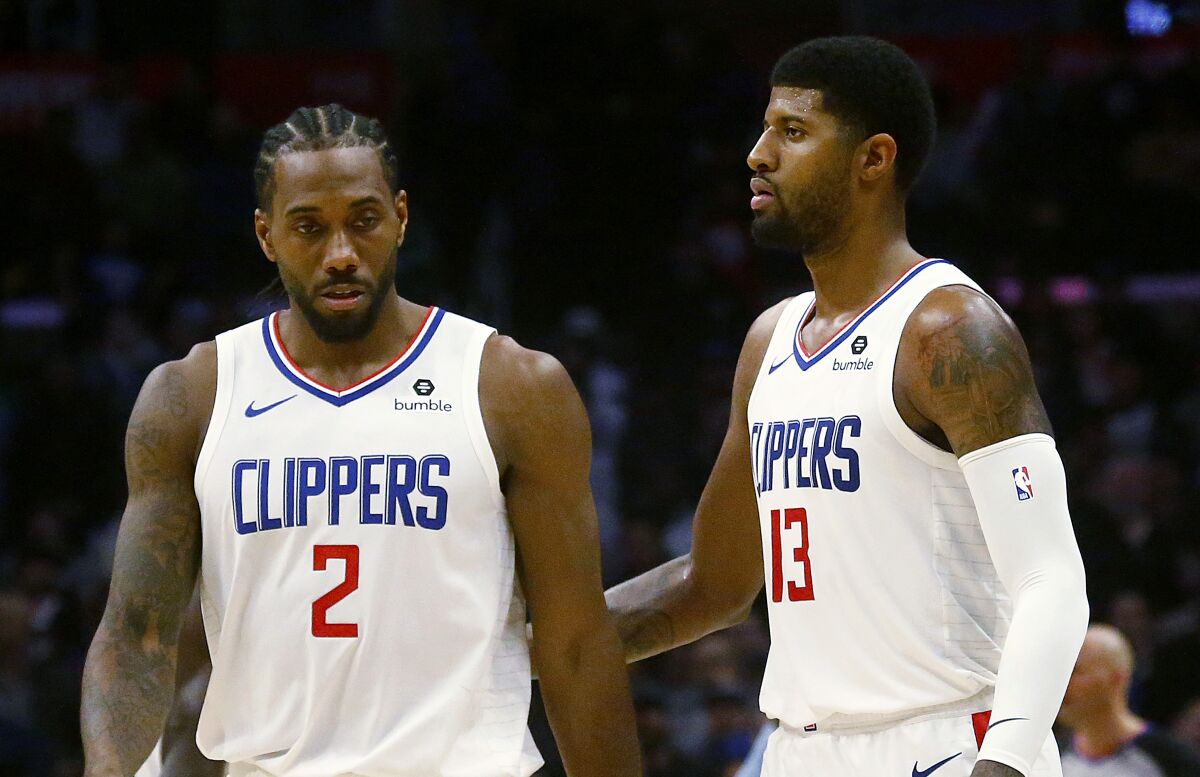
[750,178,775,210]
[319,284,368,311]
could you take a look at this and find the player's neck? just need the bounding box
[803,213,922,318]
[1073,708,1148,759]
[279,294,425,375]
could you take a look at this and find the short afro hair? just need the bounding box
[770,36,936,192]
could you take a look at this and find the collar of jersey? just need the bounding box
[777,258,949,373]
[261,306,444,407]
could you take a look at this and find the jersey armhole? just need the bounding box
[876,282,983,472]
[461,326,506,515]
[193,331,236,496]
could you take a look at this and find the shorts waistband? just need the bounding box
[778,688,994,737]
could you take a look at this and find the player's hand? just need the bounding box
[970,760,1024,777]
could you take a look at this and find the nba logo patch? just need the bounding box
[1012,467,1034,501]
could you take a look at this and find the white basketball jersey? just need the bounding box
[193,307,542,777]
[747,259,1012,731]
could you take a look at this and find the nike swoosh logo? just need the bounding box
[987,717,1029,731]
[245,395,297,417]
[768,354,793,374]
[912,752,962,777]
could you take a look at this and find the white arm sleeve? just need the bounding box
[958,433,1089,775]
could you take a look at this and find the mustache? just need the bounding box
[315,274,373,294]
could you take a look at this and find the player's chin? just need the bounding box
[309,306,376,343]
[750,212,800,251]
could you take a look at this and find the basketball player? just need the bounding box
[603,38,1089,776]
[81,104,641,777]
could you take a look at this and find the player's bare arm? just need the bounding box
[480,335,642,777]
[81,343,216,777]
[603,300,787,663]
[895,285,1052,456]
[159,589,222,777]
[898,286,1088,777]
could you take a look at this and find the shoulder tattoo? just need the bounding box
[916,301,1052,454]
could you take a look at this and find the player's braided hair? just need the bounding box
[254,104,399,210]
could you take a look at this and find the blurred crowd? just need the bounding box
[2,4,1200,776]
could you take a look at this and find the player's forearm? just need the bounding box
[537,625,642,777]
[971,761,1023,777]
[161,738,224,777]
[81,625,178,777]
[979,571,1088,774]
[960,435,1089,775]
[605,554,750,663]
[161,667,223,777]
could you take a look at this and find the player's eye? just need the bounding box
[785,126,805,138]
[294,221,321,235]
[354,214,381,229]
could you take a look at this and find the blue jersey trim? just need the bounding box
[771,259,950,374]
[261,308,446,407]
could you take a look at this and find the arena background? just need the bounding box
[2,1,1200,774]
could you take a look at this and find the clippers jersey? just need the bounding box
[193,307,541,777]
[747,260,1011,731]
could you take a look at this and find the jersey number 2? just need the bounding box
[313,544,359,638]
[771,507,814,602]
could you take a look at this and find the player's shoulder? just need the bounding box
[480,334,573,402]
[741,296,795,356]
[727,296,799,404]
[896,283,1050,454]
[131,342,218,456]
[735,296,796,374]
[478,334,585,475]
[903,284,1019,349]
[750,296,796,340]
[140,342,216,399]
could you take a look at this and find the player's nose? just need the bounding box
[747,132,776,172]
[322,229,359,273]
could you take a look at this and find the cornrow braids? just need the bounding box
[254,104,399,210]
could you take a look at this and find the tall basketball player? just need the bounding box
[603,38,1089,777]
[81,104,642,777]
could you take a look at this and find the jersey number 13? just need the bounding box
[770,507,815,602]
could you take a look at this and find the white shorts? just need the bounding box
[762,710,1062,777]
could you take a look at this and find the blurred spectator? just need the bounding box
[1058,624,1200,776]
[72,62,141,171]
[0,588,34,730]
[636,694,705,777]
[556,306,630,572]
[1173,699,1200,754]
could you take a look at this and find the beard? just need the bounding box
[279,255,397,344]
[751,159,853,256]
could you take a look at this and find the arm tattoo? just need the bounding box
[919,303,1052,454]
[607,555,695,662]
[619,608,675,661]
[82,363,201,777]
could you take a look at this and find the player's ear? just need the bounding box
[858,133,898,184]
[394,190,409,248]
[254,208,278,264]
